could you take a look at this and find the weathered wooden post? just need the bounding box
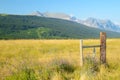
[100,32,106,64]
[80,40,83,66]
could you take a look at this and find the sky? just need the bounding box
[0,0,120,23]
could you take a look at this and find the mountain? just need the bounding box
[43,12,71,20]
[76,18,120,32]
[0,14,120,39]
[30,11,78,21]
[30,11,120,33]
[30,11,71,20]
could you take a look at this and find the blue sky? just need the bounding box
[0,0,120,23]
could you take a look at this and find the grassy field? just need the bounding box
[0,39,120,80]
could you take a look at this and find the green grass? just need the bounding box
[0,39,120,80]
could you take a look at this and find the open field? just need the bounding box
[0,39,120,80]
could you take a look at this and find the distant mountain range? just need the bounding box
[80,18,120,32]
[31,11,120,33]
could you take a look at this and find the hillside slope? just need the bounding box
[0,14,120,39]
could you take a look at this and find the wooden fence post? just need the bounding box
[80,40,83,67]
[100,32,106,64]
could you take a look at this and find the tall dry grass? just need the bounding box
[0,39,120,80]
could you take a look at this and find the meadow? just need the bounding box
[0,39,120,80]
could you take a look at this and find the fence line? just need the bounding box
[80,32,106,67]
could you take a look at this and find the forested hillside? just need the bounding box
[0,14,120,39]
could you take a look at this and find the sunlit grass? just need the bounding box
[0,39,120,80]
